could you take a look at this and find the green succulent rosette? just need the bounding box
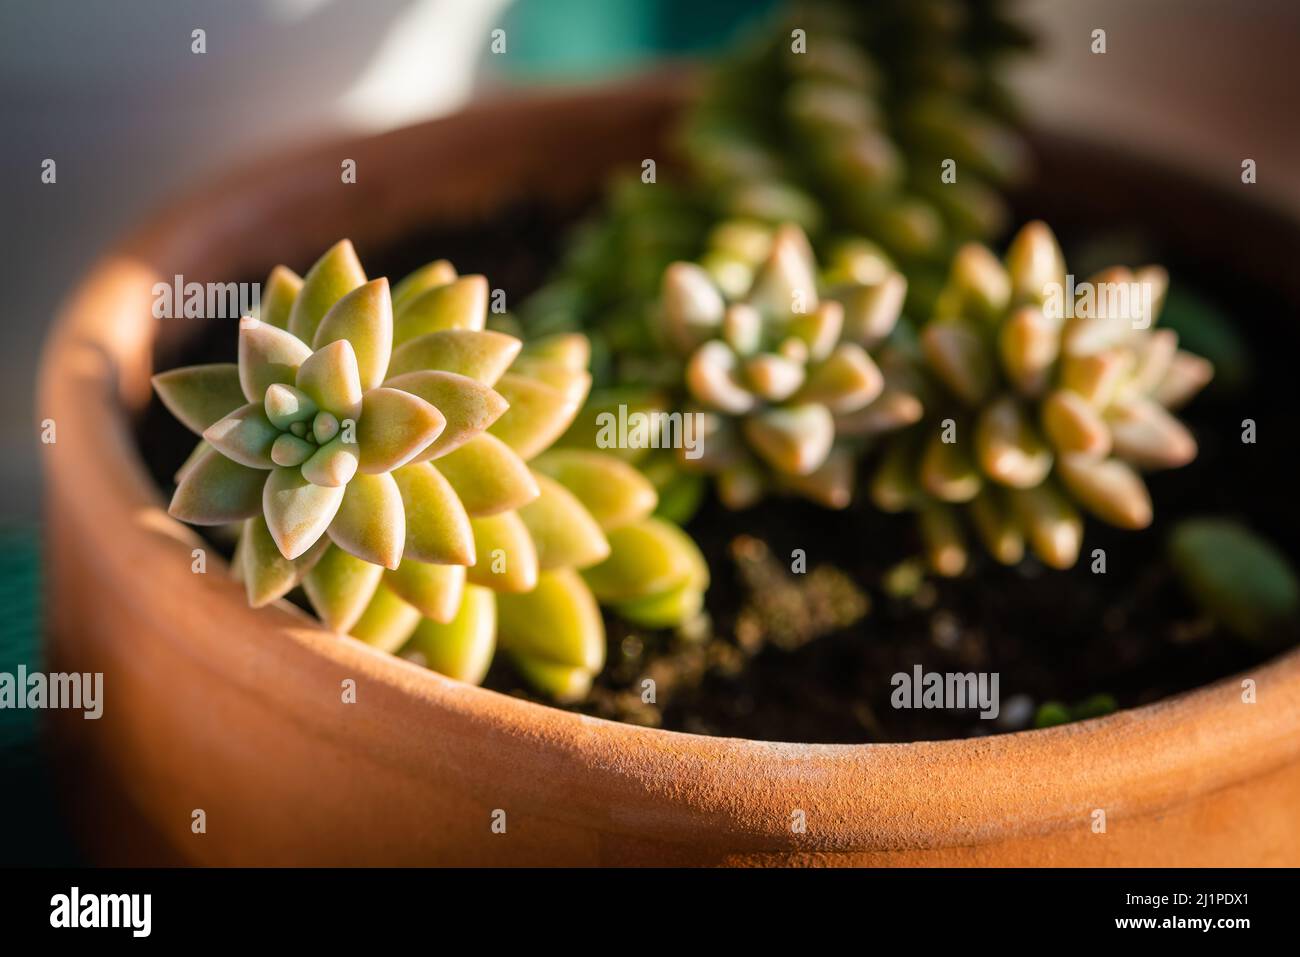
[870,221,1215,573]
[652,220,916,510]
[153,241,708,702]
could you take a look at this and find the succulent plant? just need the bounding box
[154,241,707,702]
[870,221,1215,573]
[679,0,1030,307]
[523,0,1031,357]
[654,220,916,509]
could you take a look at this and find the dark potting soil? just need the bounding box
[135,192,1298,745]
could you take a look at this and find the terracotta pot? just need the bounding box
[38,77,1300,866]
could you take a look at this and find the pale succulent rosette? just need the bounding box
[871,221,1215,574]
[153,241,700,701]
[655,220,918,509]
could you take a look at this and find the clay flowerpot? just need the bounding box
[38,78,1300,866]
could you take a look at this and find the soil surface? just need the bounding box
[136,198,1298,744]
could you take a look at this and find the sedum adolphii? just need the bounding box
[870,221,1214,574]
[153,241,707,701]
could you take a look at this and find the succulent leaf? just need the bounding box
[391,462,474,566]
[393,275,488,345]
[530,450,658,530]
[152,364,248,436]
[386,560,466,624]
[302,545,384,633]
[238,318,313,404]
[387,329,521,384]
[517,473,611,571]
[466,511,538,593]
[203,402,280,469]
[327,470,405,569]
[349,583,421,653]
[259,265,303,330]
[262,466,345,560]
[169,449,267,525]
[384,370,508,461]
[312,278,393,391]
[496,568,605,673]
[404,584,496,684]
[356,387,446,474]
[295,338,364,422]
[287,239,367,344]
[437,433,539,516]
[489,372,588,460]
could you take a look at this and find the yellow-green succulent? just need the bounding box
[870,221,1214,573]
[656,220,916,509]
[154,241,709,702]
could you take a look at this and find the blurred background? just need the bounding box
[0,0,1296,864]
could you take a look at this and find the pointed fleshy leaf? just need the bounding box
[405,584,496,684]
[241,514,328,608]
[271,433,315,468]
[1060,348,1133,407]
[744,353,805,402]
[391,462,474,565]
[386,560,466,624]
[660,261,725,353]
[203,402,279,469]
[259,265,302,330]
[1005,220,1065,305]
[777,446,854,509]
[999,306,1060,397]
[384,370,508,461]
[349,584,421,653]
[238,317,313,404]
[327,471,405,569]
[974,396,1053,489]
[614,580,705,629]
[1057,454,1153,529]
[313,278,393,391]
[393,275,488,346]
[919,502,968,577]
[788,300,843,361]
[796,343,883,413]
[969,489,1025,566]
[1151,351,1214,410]
[507,356,592,403]
[748,224,819,316]
[489,372,586,460]
[437,433,539,516]
[387,329,521,384]
[1106,397,1197,470]
[921,320,994,405]
[870,438,920,513]
[741,403,835,476]
[497,568,604,672]
[1009,482,1083,569]
[520,332,590,371]
[920,427,982,502]
[169,449,267,525]
[517,473,610,571]
[300,436,359,488]
[153,363,247,436]
[507,656,594,703]
[391,259,457,314]
[288,239,367,344]
[355,387,446,474]
[840,272,906,347]
[262,466,345,560]
[722,303,762,356]
[174,439,212,484]
[1040,388,1110,457]
[296,338,363,421]
[686,340,756,415]
[582,518,701,603]
[530,450,657,530]
[467,511,538,592]
[302,544,384,633]
[264,383,318,430]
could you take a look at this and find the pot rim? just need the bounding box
[38,77,1300,850]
